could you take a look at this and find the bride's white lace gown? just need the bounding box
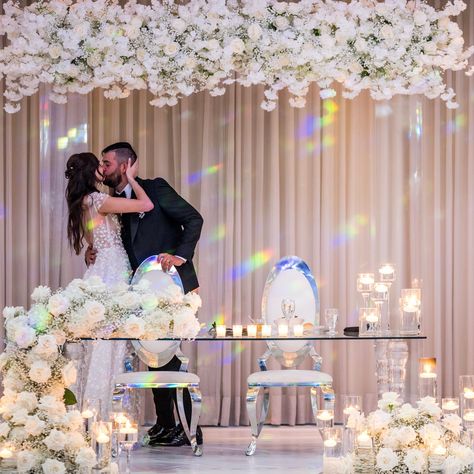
[80,191,132,418]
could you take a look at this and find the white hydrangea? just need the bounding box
[31,285,52,303]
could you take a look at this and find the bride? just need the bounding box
[65,152,153,417]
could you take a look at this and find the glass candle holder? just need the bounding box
[0,444,16,471]
[356,431,373,450]
[281,298,296,320]
[356,273,375,307]
[216,325,226,337]
[247,325,257,337]
[92,421,112,470]
[322,426,343,459]
[342,395,362,427]
[325,308,338,336]
[316,410,334,430]
[419,358,437,399]
[460,375,474,421]
[401,288,421,309]
[111,412,128,458]
[292,324,304,337]
[359,308,380,336]
[442,398,460,416]
[428,444,446,472]
[261,325,272,337]
[82,399,100,433]
[278,323,289,337]
[232,325,243,337]
[463,409,474,430]
[399,297,421,335]
[118,420,138,474]
[372,282,389,333]
[379,264,396,283]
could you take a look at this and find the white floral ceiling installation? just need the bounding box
[0,0,473,113]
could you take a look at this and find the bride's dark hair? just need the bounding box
[65,152,100,255]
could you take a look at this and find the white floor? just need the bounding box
[126,426,324,473]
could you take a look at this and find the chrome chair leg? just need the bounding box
[189,386,203,457]
[310,386,319,424]
[321,384,335,411]
[245,386,270,456]
[176,388,191,440]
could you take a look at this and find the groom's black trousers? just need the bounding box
[148,356,192,428]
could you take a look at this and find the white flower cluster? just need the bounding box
[0,0,472,113]
[349,392,474,474]
[0,276,201,472]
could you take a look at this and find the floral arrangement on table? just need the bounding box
[0,0,473,113]
[0,276,201,472]
[348,392,474,474]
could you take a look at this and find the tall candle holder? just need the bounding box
[111,412,128,458]
[399,297,421,335]
[0,444,16,472]
[356,273,375,307]
[353,431,375,472]
[372,282,389,333]
[322,427,343,473]
[460,376,474,429]
[342,395,362,427]
[92,421,112,471]
[379,263,396,326]
[82,399,101,434]
[428,443,446,473]
[359,308,380,336]
[118,419,138,474]
[419,358,437,399]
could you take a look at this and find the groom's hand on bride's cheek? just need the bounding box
[84,245,97,267]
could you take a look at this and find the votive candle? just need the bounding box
[261,324,272,337]
[293,324,304,337]
[216,325,226,337]
[247,324,257,337]
[232,325,243,337]
[278,324,289,337]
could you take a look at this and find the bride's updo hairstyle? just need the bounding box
[65,152,101,255]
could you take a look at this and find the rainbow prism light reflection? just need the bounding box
[228,249,273,280]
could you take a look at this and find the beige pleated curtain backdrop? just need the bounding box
[1,1,474,426]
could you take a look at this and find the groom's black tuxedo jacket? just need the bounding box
[120,177,203,293]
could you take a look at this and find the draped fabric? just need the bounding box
[1,0,474,425]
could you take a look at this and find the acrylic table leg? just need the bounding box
[387,340,409,399]
[374,340,390,398]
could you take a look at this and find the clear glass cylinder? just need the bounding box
[92,421,112,470]
[316,409,334,429]
[342,395,362,427]
[419,358,437,399]
[399,298,421,335]
[359,308,380,336]
[379,263,396,283]
[460,375,474,423]
[442,398,460,416]
[322,427,343,457]
[400,288,421,307]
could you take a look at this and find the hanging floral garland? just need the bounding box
[0,0,473,111]
[0,0,472,113]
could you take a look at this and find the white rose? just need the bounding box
[140,294,158,311]
[367,409,392,433]
[397,403,418,421]
[84,276,107,292]
[15,325,37,349]
[48,45,62,59]
[34,335,58,359]
[274,16,289,30]
[229,38,245,55]
[10,426,27,441]
[171,18,187,34]
[124,315,145,338]
[413,10,427,26]
[75,447,97,469]
[39,395,66,419]
[31,286,51,303]
[41,458,66,474]
[64,410,84,432]
[24,415,46,436]
[273,2,287,14]
[376,447,399,471]
[16,392,38,412]
[417,397,442,419]
[0,422,10,438]
[377,392,401,412]
[443,414,462,436]
[28,305,52,331]
[66,431,87,452]
[50,329,66,346]
[3,306,21,320]
[83,300,106,324]
[11,407,29,425]
[164,42,179,56]
[48,294,69,316]
[419,423,443,445]
[29,360,51,384]
[248,23,262,41]
[61,361,77,387]
[44,429,67,451]
[404,449,426,473]
[117,292,140,309]
[17,450,40,473]
[183,292,202,312]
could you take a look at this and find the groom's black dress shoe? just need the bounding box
[149,424,203,446]
[147,423,168,438]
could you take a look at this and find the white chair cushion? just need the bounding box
[248,370,332,387]
[115,371,199,388]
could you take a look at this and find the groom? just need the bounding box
[85,142,204,447]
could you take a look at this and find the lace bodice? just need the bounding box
[85,192,123,251]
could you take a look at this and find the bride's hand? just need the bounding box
[125,158,139,181]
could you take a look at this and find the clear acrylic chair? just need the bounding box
[113,256,203,456]
[245,256,335,456]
